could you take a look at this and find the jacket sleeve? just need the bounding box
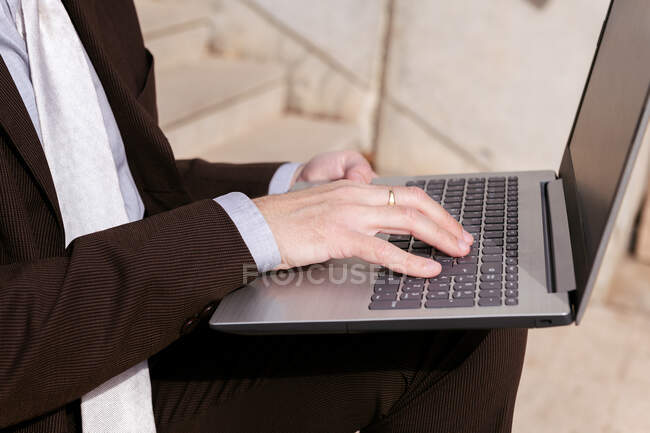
[0,199,257,428]
[175,159,285,201]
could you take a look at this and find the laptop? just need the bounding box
[210,0,650,333]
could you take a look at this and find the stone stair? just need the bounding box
[134,0,360,163]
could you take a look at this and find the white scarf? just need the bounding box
[16,1,157,431]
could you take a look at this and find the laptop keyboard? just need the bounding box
[369,176,519,310]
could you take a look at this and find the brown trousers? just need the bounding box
[148,327,527,433]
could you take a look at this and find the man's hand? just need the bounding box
[294,151,377,185]
[254,180,475,278]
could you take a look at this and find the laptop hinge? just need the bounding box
[542,179,577,293]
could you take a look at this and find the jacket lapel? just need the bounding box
[0,58,63,227]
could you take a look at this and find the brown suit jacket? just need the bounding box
[0,1,281,431]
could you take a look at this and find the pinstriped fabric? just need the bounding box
[147,328,527,433]
[0,199,258,431]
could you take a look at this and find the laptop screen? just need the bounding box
[559,0,650,322]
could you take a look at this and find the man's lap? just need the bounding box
[149,326,527,433]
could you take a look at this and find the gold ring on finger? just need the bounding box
[388,188,396,206]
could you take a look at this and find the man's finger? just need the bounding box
[348,185,472,245]
[345,232,441,278]
[359,205,470,257]
[345,164,375,184]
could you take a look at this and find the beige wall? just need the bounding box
[210,0,611,175]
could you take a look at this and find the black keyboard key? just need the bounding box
[468,177,486,183]
[442,264,478,276]
[464,225,481,234]
[481,263,503,274]
[404,276,426,284]
[454,282,476,291]
[507,224,518,231]
[389,234,411,242]
[480,274,501,282]
[482,255,503,263]
[453,290,476,299]
[487,193,505,199]
[374,275,401,286]
[468,246,480,257]
[489,176,506,182]
[372,293,398,301]
[429,282,451,291]
[505,281,518,290]
[406,180,426,188]
[486,204,505,211]
[478,297,502,307]
[402,285,425,294]
[447,208,461,215]
[369,300,421,310]
[462,211,482,219]
[448,178,466,185]
[465,200,483,206]
[507,230,518,237]
[485,217,504,224]
[455,275,476,283]
[463,205,483,212]
[479,282,501,290]
[485,210,504,217]
[482,246,503,255]
[484,224,504,231]
[465,194,484,201]
[374,286,398,295]
[506,244,518,251]
[506,258,518,265]
[428,179,446,185]
[412,240,430,249]
[426,290,450,299]
[445,196,462,204]
[505,298,519,306]
[390,240,411,249]
[478,289,500,298]
[506,251,518,258]
[506,237,518,244]
[430,275,451,283]
[445,190,463,197]
[507,217,518,224]
[505,289,519,298]
[483,239,504,247]
[506,273,518,282]
[401,292,423,300]
[463,218,482,226]
[486,198,505,205]
[425,298,474,308]
[457,256,478,264]
[483,231,504,239]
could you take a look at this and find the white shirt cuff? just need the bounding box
[268,162,303,195]
[214,192,282,273]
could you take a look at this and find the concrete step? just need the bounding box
[200,115,361,164]
[134,0,214,69]
[156,57,287,159]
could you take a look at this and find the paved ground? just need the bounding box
[513,258,650,433]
